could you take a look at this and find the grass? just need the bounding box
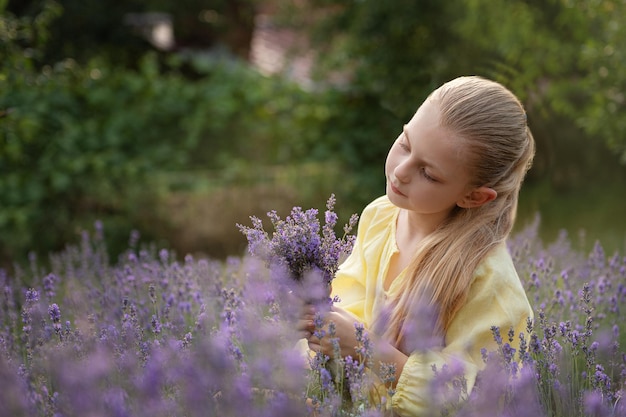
[148,163,625,262]
[516,178,626,256]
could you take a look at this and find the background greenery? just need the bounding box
[1,0,624,269]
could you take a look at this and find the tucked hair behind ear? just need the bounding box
[382,76,535,351]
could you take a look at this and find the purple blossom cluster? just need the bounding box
[0,228,307,416]
[237,194,359,289]
[0,212,624,416]
[450,221,626,417]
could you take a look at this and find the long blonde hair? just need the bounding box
[383,76,535,352]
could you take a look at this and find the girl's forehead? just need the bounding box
[415,93,444,117]
[408,96,443,128]
[405,101,472,175]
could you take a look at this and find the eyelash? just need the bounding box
[397,139,437,182]
[420,168,436,182]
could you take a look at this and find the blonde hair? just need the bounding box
[383,76,535,352]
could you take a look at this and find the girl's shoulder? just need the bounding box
[473,243,524,290]
[362,195,396,218]
[359,195,397,227]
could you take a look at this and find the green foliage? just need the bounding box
[0,54,188,261]
[0,0,62,74]
[8,0,258,67]
[301,90,400,208]
[455,0,626,162]
[269,2,477,209]
[148,0,257,57]
[0,2,327,264]
[2,0,625,266]
[565,0,626,162]
[279,0,466,120]
[7,0,150,68]
[278,0,626,169]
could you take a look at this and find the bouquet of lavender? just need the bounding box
[238,194,360,408]
[237,194,358,300]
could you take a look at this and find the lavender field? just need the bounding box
[1,216,625,417]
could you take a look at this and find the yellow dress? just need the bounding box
[331,195,533,417]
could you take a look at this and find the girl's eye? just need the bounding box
[397,138,410,151]
[421,168,436,182]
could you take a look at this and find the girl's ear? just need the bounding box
[457,187,497,208]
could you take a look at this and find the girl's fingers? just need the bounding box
[307,340,319,352]
[301,303,316,316]
[297,318,315,332]
[308,340,332,358]
[306,397,320,416]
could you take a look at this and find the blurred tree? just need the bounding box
[0,0,322,265]
[456,0,626,163]
[6,0,151,68]
[277,0,626,165]
[6,0,257,68]
[275,0,468,120]
[560,0,626,163]
[150,0,256,59]
[268,0,477,207]
[0,1,197,263]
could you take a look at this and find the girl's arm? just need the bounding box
[305,306,408,388]
[390,245,533,416]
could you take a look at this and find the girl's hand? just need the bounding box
[305,306,409,386]
[306,306,362,360]
[296,284,333,339]
[297,303,316,339]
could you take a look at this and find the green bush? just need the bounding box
[3,0,624,268]
[0,2,334,264]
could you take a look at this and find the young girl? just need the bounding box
[300,76,535,416]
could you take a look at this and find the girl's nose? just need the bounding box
[394,159,412,183]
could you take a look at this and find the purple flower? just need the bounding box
[501,343,517,365]
[548,362,558,376]
[593,364,611,393]
[25,288,39,303]
[159,249,169,264]
[529,333,541,355]
[320,367,333,391]
[48,303,61,323]
[150,315,162,334]
[312,312,326,340]
[491,326,503,345]
[43,273,58,299]
[4,190,626,417]
[583,390,611,417]
[237,194,358,291]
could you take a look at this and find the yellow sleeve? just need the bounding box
[331,216,368,321]
[331,196,397,325]
[391,244,533,417]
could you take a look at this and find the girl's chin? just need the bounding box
[386,188,405,208]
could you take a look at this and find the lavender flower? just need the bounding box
[43,273,58,299]
[48,303,62,337]
[25,288,39,303]
[583,390,612,417]
[237,194,358,288]
[1,201,625,417]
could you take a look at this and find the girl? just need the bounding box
[300,76,535,416]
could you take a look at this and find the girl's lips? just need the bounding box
[390,182,406,197]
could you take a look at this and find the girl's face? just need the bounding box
[385,98,475,222]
